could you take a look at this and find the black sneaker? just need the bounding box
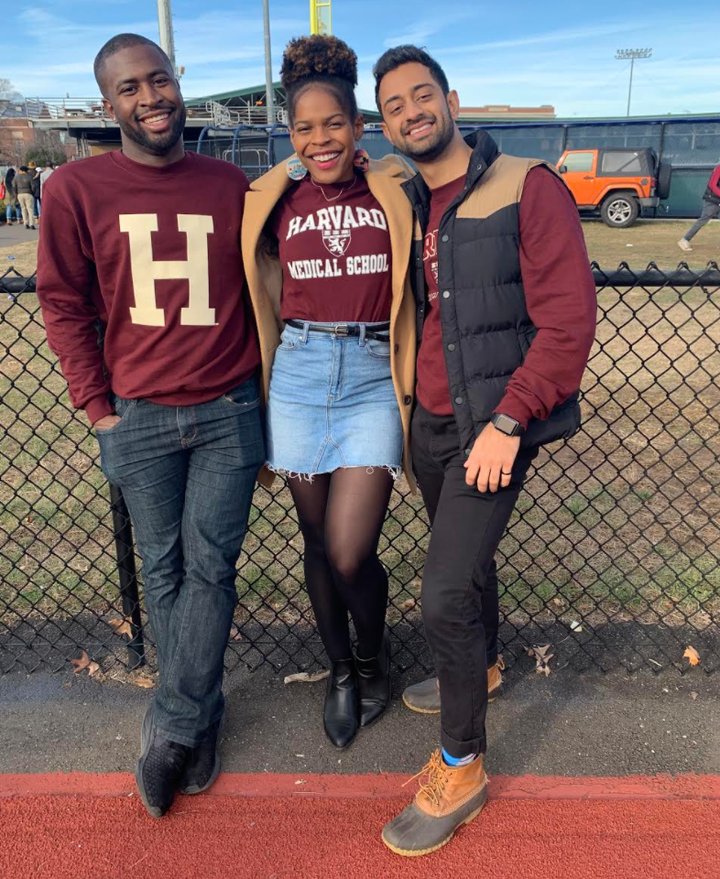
[135,706,192,818]
[179,715,223,795]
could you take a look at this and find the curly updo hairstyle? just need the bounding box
[281,35,359,127]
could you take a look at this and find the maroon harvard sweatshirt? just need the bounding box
[37,150,260,424]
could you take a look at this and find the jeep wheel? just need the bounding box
[600,194,639,228]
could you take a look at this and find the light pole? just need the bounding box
[262,0,275,125]
[157,0,177,72]
[615,48,652,117]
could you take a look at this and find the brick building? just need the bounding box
[0,100,77,167]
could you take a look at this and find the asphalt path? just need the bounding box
[1,663,717,778]
[0,219,38,246]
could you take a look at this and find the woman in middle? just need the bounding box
[242,34,416,749]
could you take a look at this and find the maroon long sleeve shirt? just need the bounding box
[494,166,597,429]
[37,150,259,425]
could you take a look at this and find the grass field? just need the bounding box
[2,221,720,671]
[2,220,720,278]
[0,241,38,277]
[583,219,720,269]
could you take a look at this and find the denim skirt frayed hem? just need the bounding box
[266,322,404,480]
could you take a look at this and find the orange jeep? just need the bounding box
[556,148,672,228]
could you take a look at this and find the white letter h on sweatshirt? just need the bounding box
[119,214,216,327]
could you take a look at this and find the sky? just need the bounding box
[3,0,720,119]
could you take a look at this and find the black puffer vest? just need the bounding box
[402,131,582,457]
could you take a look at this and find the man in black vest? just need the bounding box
[374,45,597,857]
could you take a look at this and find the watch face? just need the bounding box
[494,414,519,435]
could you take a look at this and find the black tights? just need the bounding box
[289,467,393,662]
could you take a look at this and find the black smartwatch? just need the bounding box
[491,413,525,437]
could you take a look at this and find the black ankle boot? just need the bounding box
[323,658,359,749]
[355,634,390,728]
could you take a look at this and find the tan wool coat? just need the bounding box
[241,154,418,489]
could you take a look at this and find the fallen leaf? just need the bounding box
[131,673,155,689]
[284,670,330,685]
[71,651,101,677]
[71,651,91,674]
[402,599,415,610]
[690,692,699,701]
[684,646,701,667]
[535,653,555,671]
[528,644,554,676]
[552,598,564,607]
[229,624,243,642]
[109,617,133,638]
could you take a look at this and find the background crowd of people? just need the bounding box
[1,162,54,229]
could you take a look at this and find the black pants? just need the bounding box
[411,403,537,758]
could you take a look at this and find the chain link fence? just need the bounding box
[2,264,720,677]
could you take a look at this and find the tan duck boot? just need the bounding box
[382,749,488,857]
[401,656,505,714]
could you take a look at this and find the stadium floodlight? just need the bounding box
[615,48,653,117]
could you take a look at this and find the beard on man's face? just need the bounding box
[397,107,455,163]
[119,104,187,155]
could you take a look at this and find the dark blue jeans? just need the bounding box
[97,376,265,746]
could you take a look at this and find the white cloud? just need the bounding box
[382,11,475,48]
[8,7,305,97]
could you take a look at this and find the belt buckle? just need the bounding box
[333,323,350,338]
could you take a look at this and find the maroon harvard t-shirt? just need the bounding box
[272,173,393,322]
[37,150,260,424]
[416,174,466,415]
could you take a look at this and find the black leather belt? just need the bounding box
[285,320,391,341]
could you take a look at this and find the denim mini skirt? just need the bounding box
[266,321,403,479]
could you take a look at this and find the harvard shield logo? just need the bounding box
[322,229,352,256]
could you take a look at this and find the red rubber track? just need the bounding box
[2,773,719,879]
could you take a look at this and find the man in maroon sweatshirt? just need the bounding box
[37,34,264,818]
[373,46,597,856]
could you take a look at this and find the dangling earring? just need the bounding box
[286,156,307,181]
[353,148,370,172]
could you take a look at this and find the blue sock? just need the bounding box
[441,747,478,767]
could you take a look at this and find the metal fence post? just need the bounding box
[109,484,146,669]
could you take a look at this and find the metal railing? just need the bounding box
[12,98,288,127]
[1,265,719,677]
